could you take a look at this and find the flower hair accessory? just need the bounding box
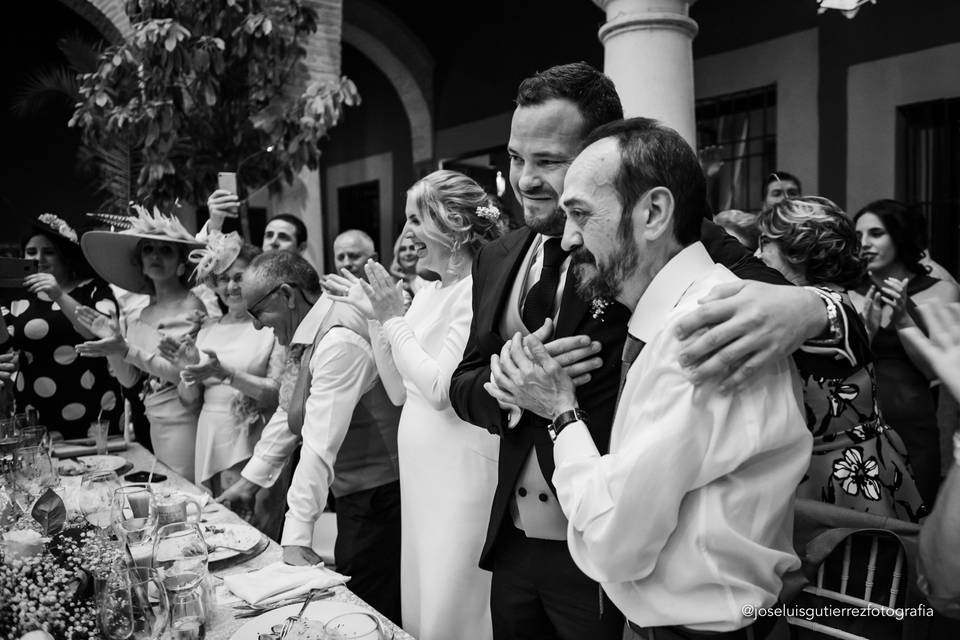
[125,204,197,242]
[476,204,500,221]
[189,231,244,281]
[37,213,78,243]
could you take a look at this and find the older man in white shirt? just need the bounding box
[488,118,811,640]
[217,250,402,623]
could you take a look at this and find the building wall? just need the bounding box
[694,29,819,199]
[847,42,960,212]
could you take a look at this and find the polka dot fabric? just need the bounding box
[2,279,122,438]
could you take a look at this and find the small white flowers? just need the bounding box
[38,214,78,243]
[476,204,500,221]
[590,297,611,321]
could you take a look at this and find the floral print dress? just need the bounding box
[796,361,926,522]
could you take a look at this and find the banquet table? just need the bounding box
[74,442,415,640]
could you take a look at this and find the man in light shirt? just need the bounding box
[217,251,402,623]
[487,118,811,639]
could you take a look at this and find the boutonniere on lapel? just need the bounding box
[590,297,611,321]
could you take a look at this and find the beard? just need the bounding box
[521,199,566,236]
[570,239,639,302]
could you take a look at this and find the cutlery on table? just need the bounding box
[232,588,334,617]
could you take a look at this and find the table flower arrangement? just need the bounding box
[0,489,122,640]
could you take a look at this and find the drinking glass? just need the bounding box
[19,425,48,449]
[153,522,212,629]
[169,581,207,640]
[98,567,170,640]
[88,420,110,455]
[112,485,158,569]
[79,470,121,528]
[0,419,20,484]
[12,444,58,506]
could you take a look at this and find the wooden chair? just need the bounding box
[786,499,927,639]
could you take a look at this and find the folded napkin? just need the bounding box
[223,561,349,606]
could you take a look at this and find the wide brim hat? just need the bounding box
[80,205,202,294]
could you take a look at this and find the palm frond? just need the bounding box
[10,66,79,118]
[57,32,104,74]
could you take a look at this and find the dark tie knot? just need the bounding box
[541,237,568,270]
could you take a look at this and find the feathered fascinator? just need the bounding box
[189,231,244,281]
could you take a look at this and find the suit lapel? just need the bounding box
[481,228,536,336]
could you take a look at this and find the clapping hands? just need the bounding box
[157,334,201,369]
[75,306,128,357]
[863,276,911,336]
[324,260,407,323]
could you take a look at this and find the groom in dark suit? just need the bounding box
[450,62,863,640]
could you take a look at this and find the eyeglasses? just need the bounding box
[246,282,294,323]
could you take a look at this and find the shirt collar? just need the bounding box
[628,242,715,343]
[291,293,332,345]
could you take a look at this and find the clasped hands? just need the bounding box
[483,279,832,417]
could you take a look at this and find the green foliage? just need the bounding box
[70,0,358,211]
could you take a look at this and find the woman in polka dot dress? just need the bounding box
[0,214,122,439]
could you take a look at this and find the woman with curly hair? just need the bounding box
[758,196,924,520]
[851,200,960,506]
[325,170,505,640]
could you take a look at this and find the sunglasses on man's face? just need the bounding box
[246,282,291,323]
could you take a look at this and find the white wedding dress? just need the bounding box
[377,276,499,640]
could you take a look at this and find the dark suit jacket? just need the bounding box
[450,220,865,569]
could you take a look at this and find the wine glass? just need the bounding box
[78,470,121,528]
[98,567,169,640]
[112,485,158,569]
[12,444,57,507]
[152,522,212,629]
[19,425,48,449]
[321,612,386,639]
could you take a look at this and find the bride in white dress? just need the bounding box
[327,170,504,640]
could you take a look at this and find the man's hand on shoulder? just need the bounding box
[283,545,323,566]
[674,281,824,392]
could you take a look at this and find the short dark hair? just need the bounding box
[763,171,802,198]
[759,196,866,288]
[247,249,321,296]
[269,213,307,246]
[516,62,623,138]
[853,199,928,276]
[580,117,705,246]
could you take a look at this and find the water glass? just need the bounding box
[98,567,169,640]
[113,485,158,568]
[19,425,48,449]
[169,580,207,640]
[153,522,212,628]
[88,420,110,455]
[0,420,20,482]
[79,470,121,528]
[12,445,58,505]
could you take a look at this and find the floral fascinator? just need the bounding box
[80,204,203,294]
[188,231,243,282]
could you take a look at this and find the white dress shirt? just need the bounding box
[239,297,378,547]
[553,242,812,632]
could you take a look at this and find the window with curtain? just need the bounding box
[898,97,960,278]
[696,85,777,214]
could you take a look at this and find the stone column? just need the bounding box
[593,0,699,146]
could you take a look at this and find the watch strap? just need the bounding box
[548,408,588,441]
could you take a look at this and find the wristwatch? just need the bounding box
[547,408,588,442]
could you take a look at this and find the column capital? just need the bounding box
[593,0,699,42]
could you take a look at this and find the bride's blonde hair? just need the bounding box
[407,170,505,258]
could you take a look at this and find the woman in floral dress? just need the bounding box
[757,196,925,521]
